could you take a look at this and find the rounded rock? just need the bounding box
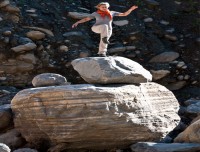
[32,73,68,87]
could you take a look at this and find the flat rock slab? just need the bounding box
[72,56,152,84]
[11,82,180,150]
[131,142,200,152]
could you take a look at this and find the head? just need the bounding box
[95,2,110,11]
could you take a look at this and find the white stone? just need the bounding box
[113,20,129,26]
[72,56,152,84]
[144,17,153,22]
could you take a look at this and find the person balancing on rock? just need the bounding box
[72,2,138,57]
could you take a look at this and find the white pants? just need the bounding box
[91,24,112,55]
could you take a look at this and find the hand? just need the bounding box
[72,22,79,28]
[130,5,138,10]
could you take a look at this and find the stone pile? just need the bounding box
[10,56,181,151]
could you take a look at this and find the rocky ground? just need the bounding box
[0,0,200,151]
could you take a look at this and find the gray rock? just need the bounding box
[149,52,180,63]
[108,47,126,53]
[150,70,170,81]
[0,129,25,149]
[11,43,37,53]
[26,31,45,40]
[72,56,152,84]
[184,99,200,106]
[32,73,68,87]
[113,20,129,26]
[11,83,180,150]
[144,17,153,23]
[0,143,10,152]
[13,148,38,152]
[131,142,200,152]
[166,81,187,91]
[165,34,178,41]
[0,104,12,131]
[68,12,90,19]
[0,0,9,8]
[17,53,37,64]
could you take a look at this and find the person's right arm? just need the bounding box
[72,17,92,28]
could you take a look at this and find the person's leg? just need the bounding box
[92,25,110,55]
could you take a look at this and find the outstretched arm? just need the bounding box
[117,5,138,17]
[72,17,92,28]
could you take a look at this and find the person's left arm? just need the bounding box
[116,5,138,17]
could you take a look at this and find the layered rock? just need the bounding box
[11,82,180,150]
[72,57,152,84]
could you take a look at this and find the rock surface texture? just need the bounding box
[11,82,180,150]
[32,73,69,87]
[72,57,152,84]
[174,117,200,143]
[131,142,200,152]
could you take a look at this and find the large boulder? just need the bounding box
[72,57,152,84]
[11,82,180,150]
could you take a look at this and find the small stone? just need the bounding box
[166,81,187,91]
[166,28,175,33]
[149,52,180,63]
[126,46,136,50]
[192,81,197,84]
[0,17,3,21]
[68,12,90,19]
[165,34,178,41]
[151,70,170,81]
[3,5,20,13]
[144,17,153,22]
[13,148,38,152]
[0,0,10,8]
[175,1,181,5]
[32,73,68,87]
[176,61,185,68]
[109,47,126,53]
[26,9,36,13]
[4,37,9,43]
[11,43,37,53]
[113,20,129,26]
[0,77,7,81]
[26,31,45,40]
[177,75,184,81]
[182,65,188,69]
[3,30,12,36]
[182,75,191,82]
[59,45,68,52]
[160,20,169,25]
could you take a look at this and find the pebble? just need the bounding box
[176,61,185,68]
[0,77,7,81]
[0,17,3,21]
[175,1,181,5]
[3,30,12,36]
[144,17,153,22]
[166,28,175,33]
[184,75,190,80]
[177,75,184,81]
[165,34,178,41]
[59,45,68,52]
[160,20,169,25]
